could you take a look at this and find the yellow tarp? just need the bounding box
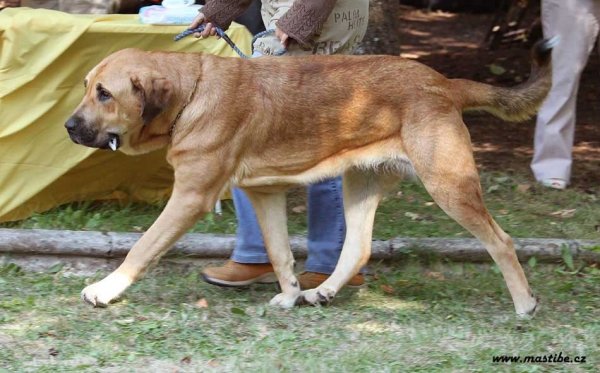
[0,8,251,222]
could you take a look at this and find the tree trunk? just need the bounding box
[357,0,401,55]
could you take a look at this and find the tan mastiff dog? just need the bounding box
[66,37,558,318]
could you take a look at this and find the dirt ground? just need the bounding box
[397,5,600,192]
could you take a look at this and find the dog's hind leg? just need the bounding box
[242,189,301,308]
[297,168,393,306]
[405,113,537,318]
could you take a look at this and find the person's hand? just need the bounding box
[188,12,219,39]
[275,26,289,47]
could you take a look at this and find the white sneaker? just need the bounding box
[540,178,567,190]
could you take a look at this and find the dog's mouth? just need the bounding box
[102,133,120,151]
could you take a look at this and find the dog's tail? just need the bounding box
[451,36,558,122]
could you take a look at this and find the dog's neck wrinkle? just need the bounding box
[150,51,203,105]
[147,54,203,139]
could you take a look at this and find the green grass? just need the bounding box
[1,261,599,372]
[1,172,597,371]
[2,172,598,240]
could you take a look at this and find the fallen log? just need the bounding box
[0,229,598,265]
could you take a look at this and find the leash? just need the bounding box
[174,26,286,59]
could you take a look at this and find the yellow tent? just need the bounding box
[0,8,251,222]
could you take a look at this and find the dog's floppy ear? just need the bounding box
[130,73,173,125]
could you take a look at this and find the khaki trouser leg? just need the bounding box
[531,0,600,183]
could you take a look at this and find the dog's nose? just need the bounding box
[65,117,80,132]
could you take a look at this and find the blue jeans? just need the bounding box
[231,177,349,274]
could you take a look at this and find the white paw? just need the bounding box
[269,292,299,309]
[298,286,337,306]
[516,298,539,319]
[81,272,132,307]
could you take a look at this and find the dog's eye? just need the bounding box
[98,88,112,102]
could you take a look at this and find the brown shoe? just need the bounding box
[201,260,278,287]
[297,271,365,290]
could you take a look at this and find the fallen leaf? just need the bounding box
[498,209,509,215]
[488,64,506,75]
[114,318,135,326]
[517,184,531,194]
[231,307,246,315]
[208,360,219,367]
[405,212,422,220]
[528,256,537,268]
[400,52,419,59]
[196,298,209,308]
[181,356,192,364]
[291,205,306,214]
[550,209,576,218]
[395,191,403,198]
[380,284,394,294]
[426,272,445,281]
[424,202,436,207]
[48,348,59,357]
[46,263,64,274]
[486,185,500,193]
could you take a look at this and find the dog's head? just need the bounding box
[65,49,173,155]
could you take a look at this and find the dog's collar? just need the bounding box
[169,78,199,138]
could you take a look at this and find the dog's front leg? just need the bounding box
[81,175,223,307]
[243,189,301,308]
